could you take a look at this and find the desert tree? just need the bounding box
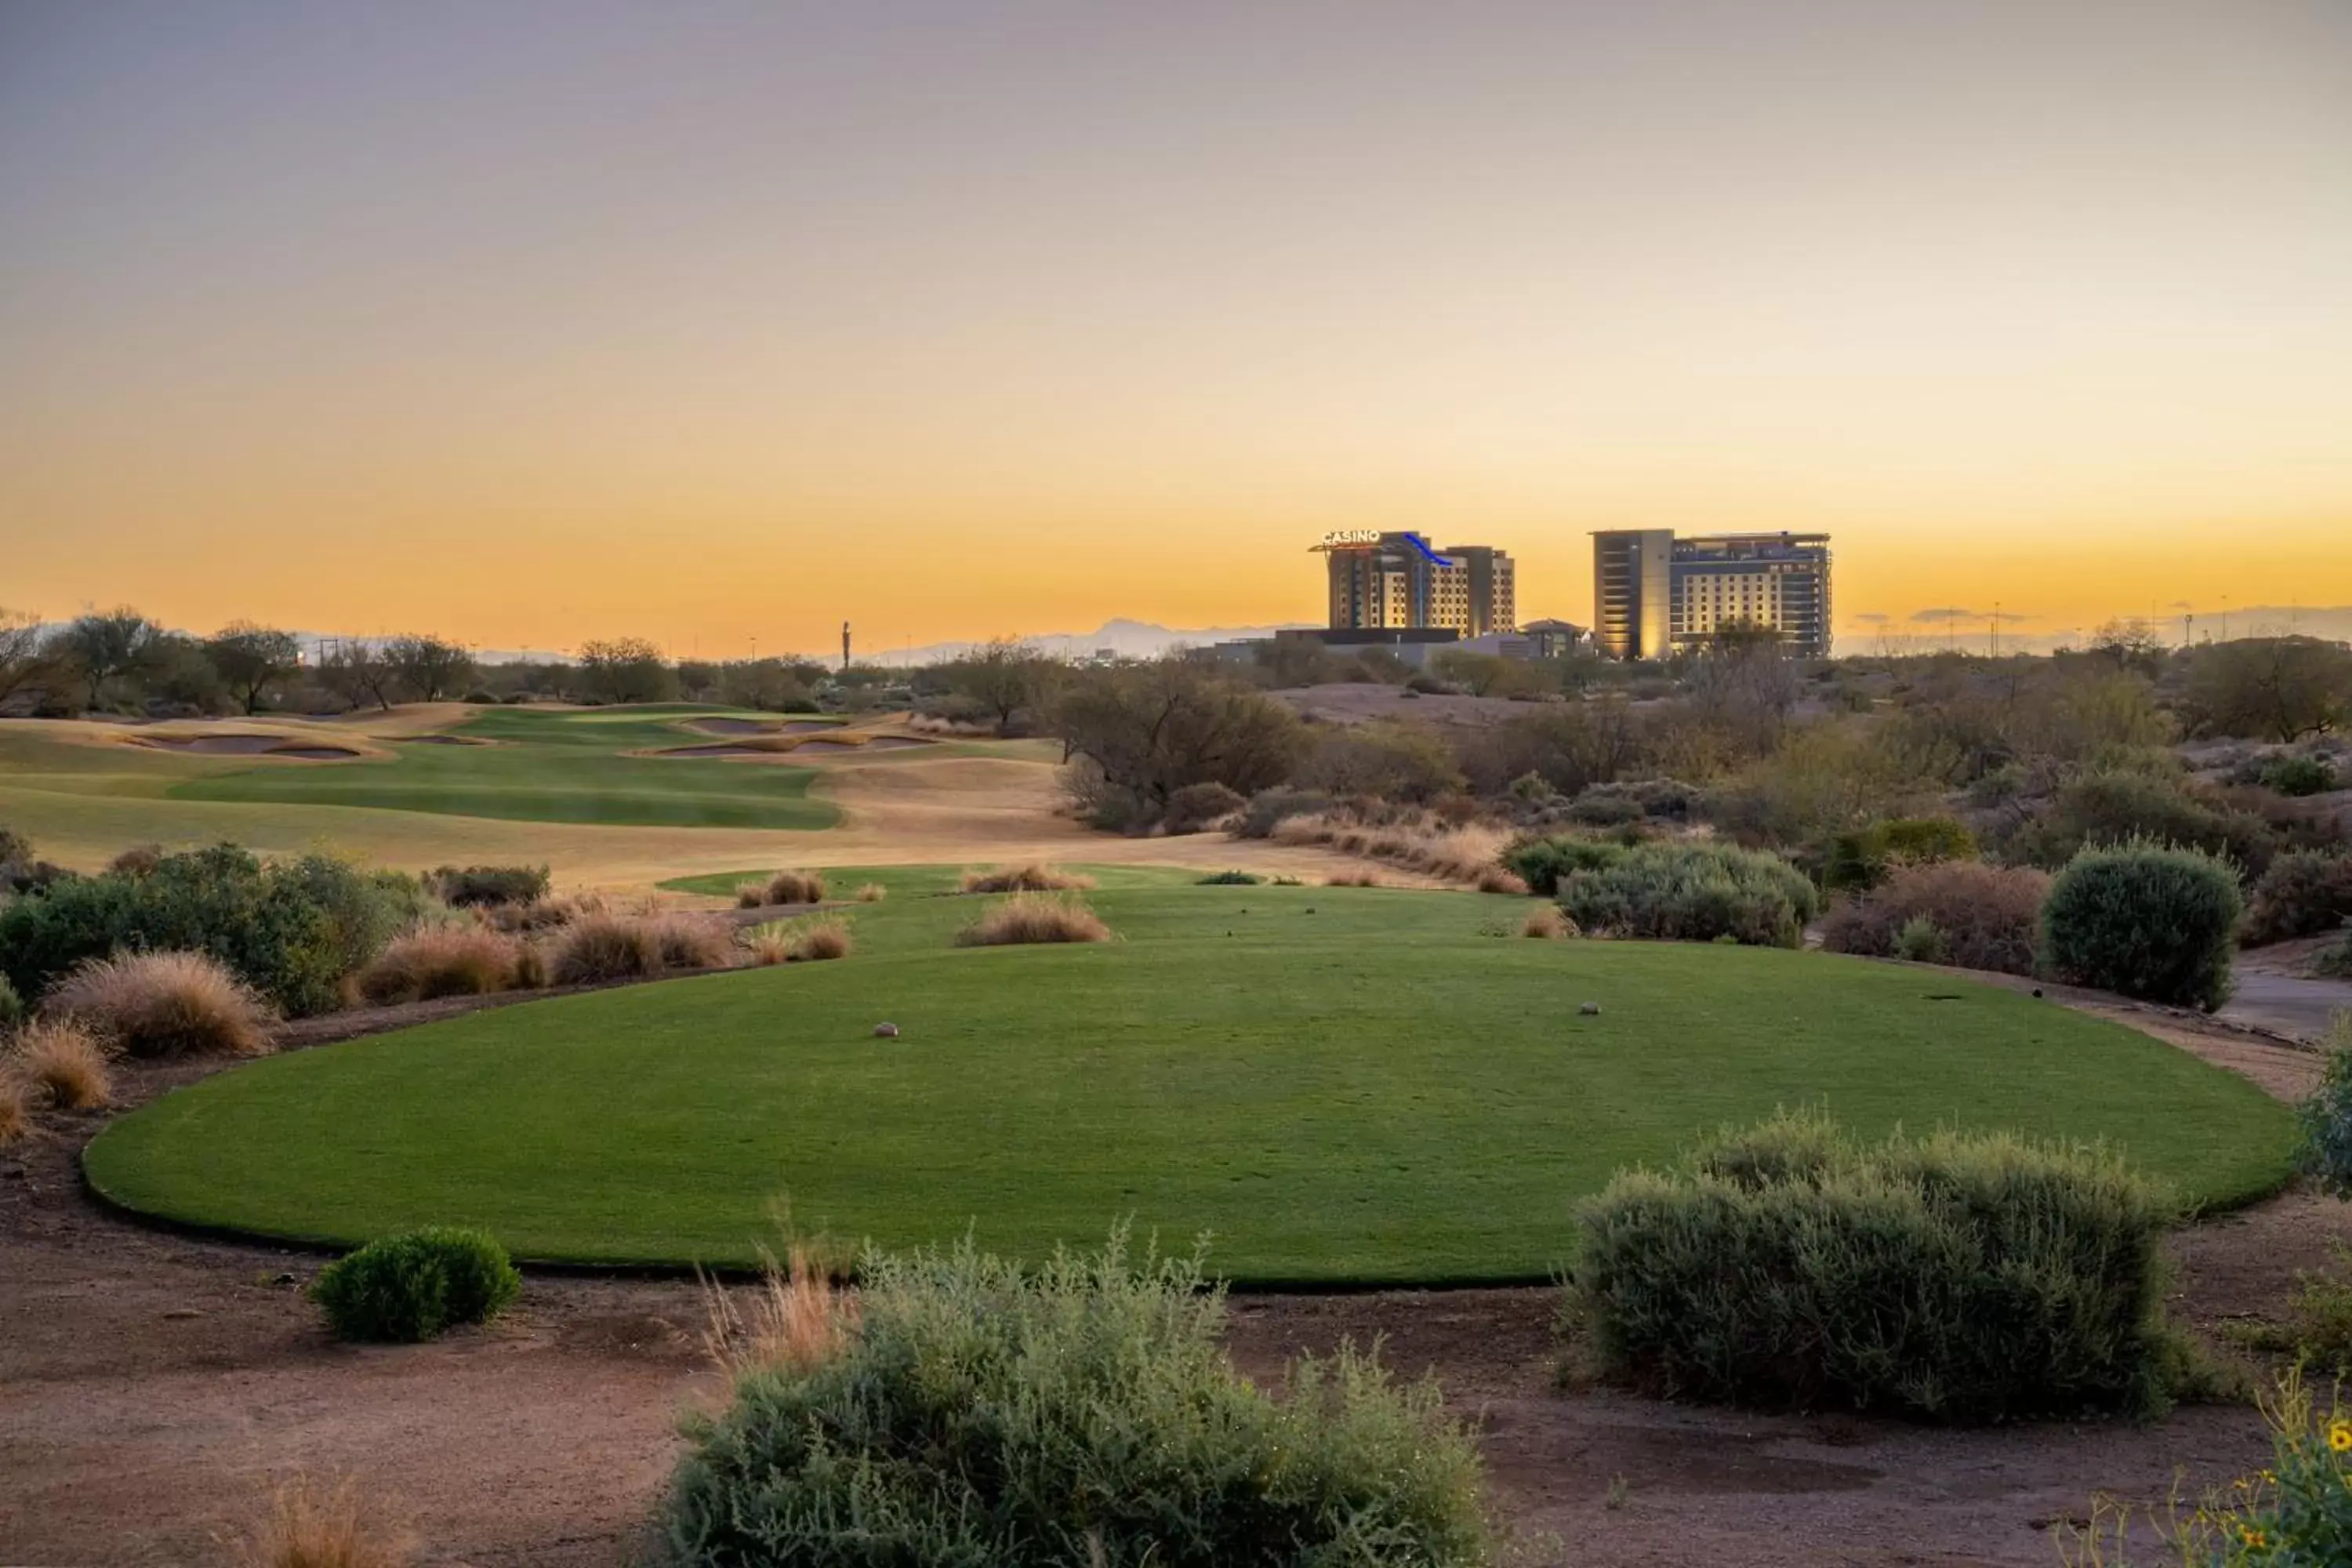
[383,634,476,703]
[2181,636,2352,743]
[318,641,397,712]
[1051,659,1307,816]
[60,607,164,710]
[945,637,1062,734]
[0,608,56,706]
[576,637,677,705]
[204,622,303,714]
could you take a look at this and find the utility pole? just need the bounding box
[841,621,851,673]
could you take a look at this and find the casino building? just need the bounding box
[1591,529,1832,659]
[1314,531,1515,638]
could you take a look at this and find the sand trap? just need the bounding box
[853,735,931,750]
[687,717,779,736]
[792,736,866,750]
[658,743,789,759]
[778,720,838,735]
[137,735,358,757]
[406,734,489,746]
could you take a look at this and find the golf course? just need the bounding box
[84,863,2296,1285]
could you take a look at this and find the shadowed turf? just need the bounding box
[85,866,2298,1285]
[165,706,837,829]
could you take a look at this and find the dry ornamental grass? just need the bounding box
[236,1474,410,1568]
[742,917,853,966]
[958,863,1096,894]
[739,869,826,908]
[350,924,529,1006]
[0,1080,27,1145]
[7,1019,114,1109]
[954,893,1113,946]
[702,1247,855,1377]
[44,951,275,1058]
[548,912,731,985]
[852,883,887,902]
[1522,905,1576,940]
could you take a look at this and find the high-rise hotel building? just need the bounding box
[1316,531,1515,637]
[1591,530,1832,659]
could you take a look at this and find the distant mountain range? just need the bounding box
[858,619,1320,667]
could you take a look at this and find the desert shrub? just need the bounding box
[0,975,21,1033]
[309,1225,521,1344]
[350,924,527,1005]
[1296,720,1466,804]
[1818,860,2050,977]
[423,864,550,908]
[2264,754,2340,797]
[2042,840,2242,1010]
[954,893,1112,946]
[2244,850,2352,946]
[1895,916,1945,963]
[0,844,419,1016]
[2295,1012,2352,1199]
[1523,905,1575,939]
[649,913,731,971]
[660,1232,1489,1568]
[1324,870,1381,887]
[1159,780,1246,835]
[959,862,1095,893]
[0,1080,24,1146]
[237,1474,412,1568]
[485,890,608,932]
[1555,841,1819,947]
[851,882,887,902]
[1474,866,1530,895]
[2226,1241,2352,1375]
[1566,791,1642,826]
[1196,869,1261,885]
[739,869,826,908]
[1235,787,1332,839]
[0,824,31,871]
[2322,929,2352,980]
[1501,833,1624,897]
[1820,816,1978,892]
[5,1019,113,1109]
[1566,1110,2177,1422]
[2009,769,2277,876]
[42,950,274,1058]
[107,843,165,878]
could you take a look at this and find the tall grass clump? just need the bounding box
[0,844,420,1016]
[660,1230,1490,1568]
[736,869,826,908]
[1522,905,1576,939]
[309,1225,521,1344]
[852,882,887,902]
[959,862,1096,893]
[2042,840,2242,1011]
[547,913,729,985]
[350,924,529,1005]
[42,950,274,1058]
[700,1247,854,1378]
[2295,1011,2352,1199]
[1553,840,1818,947]
[423,864,550,908]
[0,1079,26,1145]
[954,893,1113,947]
[742,916,852,965]
[1818,860,2050,976]
[1566,1110,2179,1423]
[5,1019,114,1109]
[236,1474,411,1568]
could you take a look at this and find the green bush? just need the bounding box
[0,844,423,1016]
[1501,833,1624,896]
[1565,1111,2178,1423]
[2244,850,2352,946]
[1196,869,1262,885]
[2296,1014,2352,1200]
[2041,840,2242,1011]
[309,1225,521,1343]
[1820,816,1977,892]
[2263,754,2339,797]
[424,863,551,908]
[0,974,20,1033]
[2009,769,2275,875]
[661,1232,1490,1568]
[1553,840,1818,947]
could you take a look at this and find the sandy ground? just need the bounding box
[2,1000,2343,1567]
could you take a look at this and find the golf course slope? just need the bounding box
[85,867,2296,1286]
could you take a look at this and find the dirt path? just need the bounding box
[2,1007,2341,1566]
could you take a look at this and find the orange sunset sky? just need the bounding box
[3,1,2350,658]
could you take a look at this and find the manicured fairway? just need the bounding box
[85,868,2299,1285]
[167,706,837,829]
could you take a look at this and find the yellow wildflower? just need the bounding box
[2331,1420,2352,1453]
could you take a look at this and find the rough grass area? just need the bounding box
[85,866,2296,1285]
[167,706,836,829]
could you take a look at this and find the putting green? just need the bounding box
[85,868,2297,1284]
[165,706,837,829]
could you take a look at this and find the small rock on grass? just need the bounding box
[873,1022,900,1039]
[1579,1001,1602,1016]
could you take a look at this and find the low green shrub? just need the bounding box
[424,864,550,908]
[2295,1012,2352,1199]
[2244,850,2352,946]
[1821,816,1977,892]
[2009,769,2276,876]
[309,1225,521,1344]
[2042,840,2242,1010]
[1196,869,1261,885]
[660,1231,1490,1568]
[2223,1242,2352,1376]
[1553,840,1817,947]
[1501,833,1624,897]
[1565,1110,2178,1423]
[2263,754,2339,797]
[0,844,422,1016]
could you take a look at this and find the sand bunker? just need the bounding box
[406,734,489,746]
[136,735,361,758]
[687,717,778,736]
[852,735,930,750]
[659,743,781,759]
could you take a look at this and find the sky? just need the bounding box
[2,0,2349,659]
